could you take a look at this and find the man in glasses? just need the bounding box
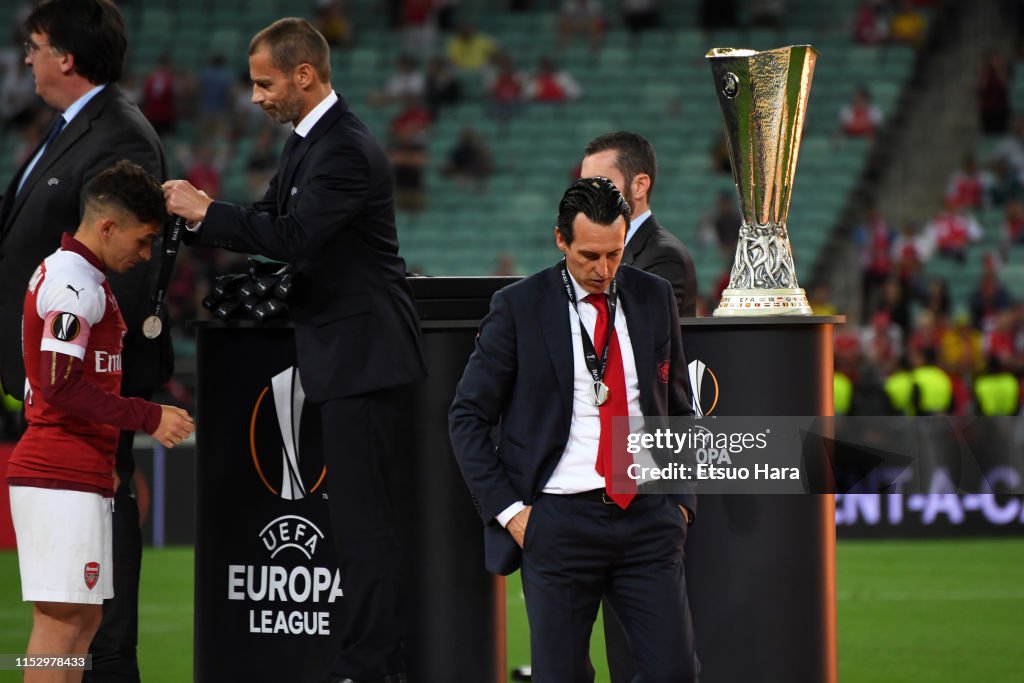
[0,2,169,681]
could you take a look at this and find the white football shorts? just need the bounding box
[9,486,114,604]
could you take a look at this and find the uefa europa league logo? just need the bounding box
[707,45,817,316]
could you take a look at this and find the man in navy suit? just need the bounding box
[449,178,700,682]
[164,18,424,683]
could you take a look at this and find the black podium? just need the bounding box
[681,316,841,683]
[193,277,839,683]
[193,277,514,683]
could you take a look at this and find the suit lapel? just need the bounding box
[2,117,64,234]
[540,265,653,420]
[4,86,117,231]
[276,132,308,211]
[3,133,42,218]
[619,268,655,415]
[622,230,638,266]
[623,214,656,267]
[20,117,87,193]
[537,265,574,422]
[278,97,347,212]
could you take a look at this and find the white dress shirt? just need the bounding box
[294,89,338,138]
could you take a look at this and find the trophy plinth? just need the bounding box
[716,288,812,316]
[707,45,817,317]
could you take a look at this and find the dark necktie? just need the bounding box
[281,132,302,171]
[17,116,66,195]
[43,115,66,148]
[277,132,302,208]
[584,293,636,509]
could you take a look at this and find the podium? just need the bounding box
[681,316,841,683]
[192,277,839,682]
[193,277,514,683]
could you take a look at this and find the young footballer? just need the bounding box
[7,160,193,683]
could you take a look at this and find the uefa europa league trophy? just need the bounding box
[707,45,817,316]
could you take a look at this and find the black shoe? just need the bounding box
[511,666,532,681]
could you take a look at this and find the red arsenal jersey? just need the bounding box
[8,234,159,495]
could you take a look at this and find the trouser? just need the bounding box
[521,492,700,683]
[321,387,410,680]
[604,598,637,683]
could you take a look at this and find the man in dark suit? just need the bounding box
[581,131,699,317]
[0,2,170,680]
[164,18,425,683]
[449,178,699,683]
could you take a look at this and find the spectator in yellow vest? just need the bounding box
[834,369,853,415]
[911,348,954,415]
[974,355,1020,415]
[884,355,917,416]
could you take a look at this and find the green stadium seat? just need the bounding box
[140,9,174,34]
[0,0,901,287]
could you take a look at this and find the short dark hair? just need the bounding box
[584,131,658,199]
[249,18,331,83]
[556,177,631,245]
[25,0,126,85]
[82,160,167,227]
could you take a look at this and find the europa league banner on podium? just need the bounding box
[194,325,344,683]
[707,45,817,315]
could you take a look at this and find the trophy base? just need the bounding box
[713,288,812,316]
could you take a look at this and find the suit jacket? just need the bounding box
[448,263,695,575]
[624,213,698,318]
[194,95,426,402]
[0,84,170,397]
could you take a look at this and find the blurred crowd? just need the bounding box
[4,0,1024,423]
[834,33,1024,418]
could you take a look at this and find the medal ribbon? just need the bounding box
[559,260,617,394]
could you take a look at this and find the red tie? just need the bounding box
[585,293,636,508]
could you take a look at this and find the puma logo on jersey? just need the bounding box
[66,284,83,298]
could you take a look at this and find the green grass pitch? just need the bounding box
[0,539,1021,682]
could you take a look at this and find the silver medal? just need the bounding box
[591,380,609,407]
[142,315,163,339]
